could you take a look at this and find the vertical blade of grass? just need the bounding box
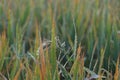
[72,17,77,60]
[10,59,19,80]
[39,37,46,80]
[70,45,84,80]
[114,56,120,80]
[50,7,59,78]
[50,18,57,79]
[7,8,13,44]
[20,2,30,26]
[13,62,24,80]
[98,43,107,75]
[0,31,8,71]
[89,40,98,69]
[45,47,52,80]
[34,21,40,57]
[34,63,40,80]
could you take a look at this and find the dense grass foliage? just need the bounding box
[0,0,120,80]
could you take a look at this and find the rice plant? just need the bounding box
[0,0,120,80]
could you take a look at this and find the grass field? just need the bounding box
[0,0,120,80]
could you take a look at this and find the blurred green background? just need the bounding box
[0,0,120,80]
